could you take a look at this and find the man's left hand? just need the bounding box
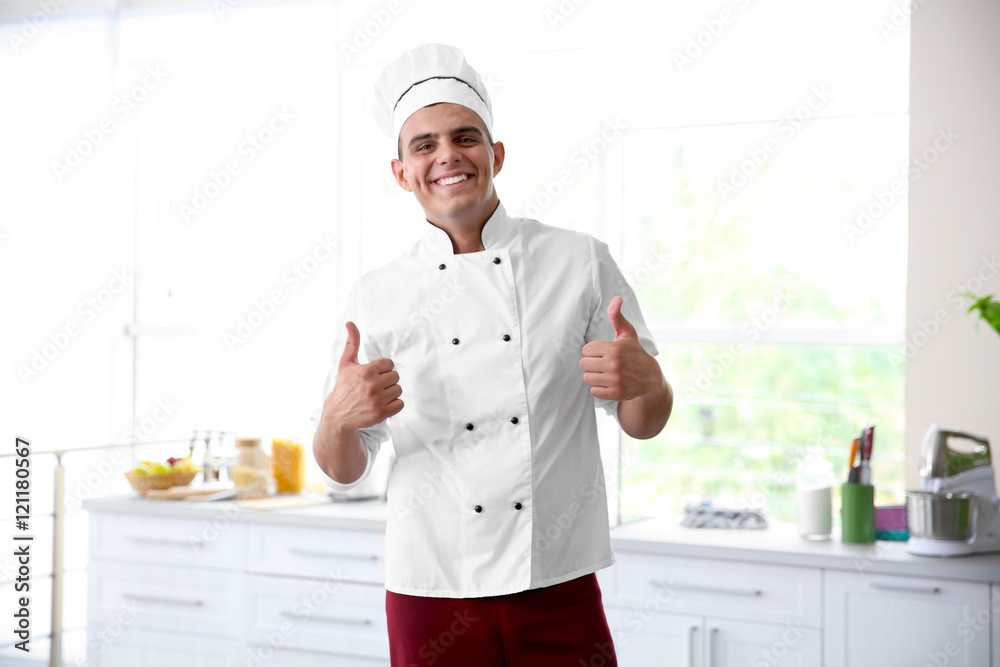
[579,295,663,402]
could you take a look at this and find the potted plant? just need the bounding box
[964,293,1000,338]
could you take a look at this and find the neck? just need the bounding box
[428,199,500,255]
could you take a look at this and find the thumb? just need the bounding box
[607,296,637,341]
[338,321,361,370]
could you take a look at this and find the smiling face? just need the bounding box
[391,103,505,234]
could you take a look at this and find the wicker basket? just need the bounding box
[125,471,197,496]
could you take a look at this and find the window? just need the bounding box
[604,1,910,521]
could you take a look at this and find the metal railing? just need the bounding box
[1,438,188,667]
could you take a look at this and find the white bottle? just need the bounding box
[796,446,834,540]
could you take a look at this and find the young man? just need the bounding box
[312,43,672,666]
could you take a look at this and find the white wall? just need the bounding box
[907,0,1000,489]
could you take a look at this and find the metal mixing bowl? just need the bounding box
[905,491,976,541]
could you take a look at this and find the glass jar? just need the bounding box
[234,437,269,493]
[271,438,306,493]
[796,446,835,540]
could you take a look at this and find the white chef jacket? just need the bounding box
[313,201,658,598]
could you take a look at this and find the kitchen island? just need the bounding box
[83,495,1000,666]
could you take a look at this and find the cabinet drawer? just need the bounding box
[247,523,384,583]
[89,511,245,570]
[240,645,389,667]
[610,552,822,628]
[244,573,389,659]
[87,627,239,667]
[88,560,243,638]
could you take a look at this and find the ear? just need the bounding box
[492,141,505,177]
[390,158,412,192]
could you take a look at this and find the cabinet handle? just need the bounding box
[127,536,205,549]
[122,593,204,607]
[289,548,378,561]
[651,580,763,597]
[710,627,719,667]
[869,581,941,595]
[280,610,372,626]
[689,626,698,667]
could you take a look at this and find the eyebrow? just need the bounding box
[407,126,485,151]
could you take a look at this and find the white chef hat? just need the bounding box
[372,43,493,142]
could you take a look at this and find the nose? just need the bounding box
[437,142,462,164]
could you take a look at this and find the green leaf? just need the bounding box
[964,293,1000,337]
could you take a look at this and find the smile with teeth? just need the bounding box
[436,174,470,186]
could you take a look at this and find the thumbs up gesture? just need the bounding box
[580,296,661,402]
[322,321,404,432]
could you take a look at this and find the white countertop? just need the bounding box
[83,495,1000,584]
[612,517,1000,583]
[82,494,390,531]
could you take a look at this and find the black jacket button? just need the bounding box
[438,263,446,270]
[465,423,474,431]
[493,257,501,265]
[510,417,519,425]
[502,334,511,342]
[452,338,460,345]
[513,502,523,511]
[474,505,483,513]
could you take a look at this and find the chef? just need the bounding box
[312,43,672,666]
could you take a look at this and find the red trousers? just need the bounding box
[386,573,618,667]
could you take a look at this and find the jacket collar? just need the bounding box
[423,201,511,255]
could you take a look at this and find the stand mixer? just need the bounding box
[907,425,1000,557]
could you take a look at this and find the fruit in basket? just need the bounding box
[129,456,199,475]
[172,457,200,474]
[125,455,199,495]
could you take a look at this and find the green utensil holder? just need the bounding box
[841,483,875,544]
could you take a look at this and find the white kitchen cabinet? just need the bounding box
[89,510,246,570]
[606,608,701,665]
[84,498,1000,667]
[86,512,246,667]
[245,521,384,583]
[606,609,821,667]
[605,552,822,666]
[824,569,991,667]
[89,560,244,637]
[612,552,823,627]
[88,627,240,667]
[86,508,391,667]
[243,574,389,660]
[708,619,821,667]
[243,646,390,667]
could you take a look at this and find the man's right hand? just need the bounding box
[321,321,403,433]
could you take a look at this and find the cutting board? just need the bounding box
[145,486,229,501]
[234,494,331,510]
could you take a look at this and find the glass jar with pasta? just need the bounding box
[271,438,306,493]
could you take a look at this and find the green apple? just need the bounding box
[150,462,172,475]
